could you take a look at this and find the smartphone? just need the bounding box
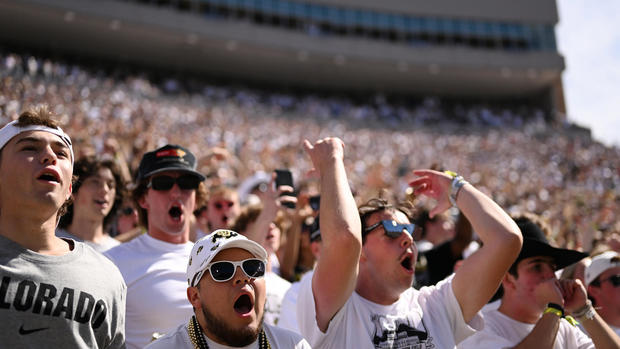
[309,195,320,211]
[275,169,296,209]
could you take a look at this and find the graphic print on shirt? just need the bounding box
[0,276,108,329]
[371,313,434,349]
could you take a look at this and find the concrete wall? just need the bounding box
[0,0,563,99]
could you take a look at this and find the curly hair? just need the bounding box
[58,155,126,230]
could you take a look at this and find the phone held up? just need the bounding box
[275,169,296,209]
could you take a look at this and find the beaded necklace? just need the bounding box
[187,315,271,349]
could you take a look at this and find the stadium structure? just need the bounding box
[0,0,566,117]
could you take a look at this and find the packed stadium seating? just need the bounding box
[1,50,618,252]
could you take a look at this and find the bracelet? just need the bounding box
[545,303,565,317]
[572,300,596,321]
[543,307,563,318]
[544,303,579,326]
[444,171,468,207]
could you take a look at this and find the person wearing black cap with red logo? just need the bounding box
[458,215,620,349]
[105,144,207,349]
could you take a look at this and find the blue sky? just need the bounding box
[556,0,620,147]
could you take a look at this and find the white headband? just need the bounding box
[0,120,74,165]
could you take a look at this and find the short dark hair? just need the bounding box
[494,213,553,301]
[58,156,125,229]
[358,198,415,244]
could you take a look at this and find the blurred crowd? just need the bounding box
[1,50,619,254]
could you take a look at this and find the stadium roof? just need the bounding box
[0,0,564,99]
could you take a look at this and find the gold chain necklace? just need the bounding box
[187,315,271,349]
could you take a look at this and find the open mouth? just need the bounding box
[169,206,182,220]
[401,255,414,272]
[233,294,254,315]
[94,199,107,206]
[38,173,60,183]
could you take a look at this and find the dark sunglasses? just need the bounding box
[363,220,415,238]
[205,259,266,282]
[599,275,620,287]
[119,207,135,216]
[214,201,234,210]
[147,175,201,191]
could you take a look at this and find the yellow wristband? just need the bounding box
[544,307,563,318]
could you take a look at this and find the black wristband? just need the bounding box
[547,303,565,317]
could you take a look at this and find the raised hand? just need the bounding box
[534,278,565,308]
[409,169,454,218]
[303,137,345,178]
[559,278,588,314]
[257,173,297,219]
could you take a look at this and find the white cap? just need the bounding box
[585,251,620,286]
[237,171,271,204]
[186,229,267,287]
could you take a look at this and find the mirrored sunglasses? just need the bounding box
[205,259,266,282]
[363,219,415,238]
[147,175,201,191]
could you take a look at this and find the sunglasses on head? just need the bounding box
[363,220,415,238]
[204,258,266,282]
[147,174,201,191]
[598,275,620,287]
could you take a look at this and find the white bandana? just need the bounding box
[0,120,74,165]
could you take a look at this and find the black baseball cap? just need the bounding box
[136,144,205,182]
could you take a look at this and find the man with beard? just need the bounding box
[146,229,310,348]
[106,144,207,349]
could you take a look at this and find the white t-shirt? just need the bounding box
[457,307,594,349]
[56,228,120,253]
[264,271,292,326]
[105,233,194,349]
[270,253,281,276]
[195,228,207,242]
[145,321,312,349]
[279,270,314,334]
[297,274,482,349]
